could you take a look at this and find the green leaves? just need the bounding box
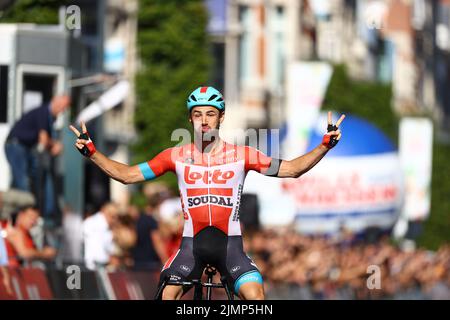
[0,0,62,23]
[417,142,450,250]
[323,64,398,143]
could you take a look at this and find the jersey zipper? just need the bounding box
[207,153,212,226]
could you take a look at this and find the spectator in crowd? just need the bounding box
[3,206,56,267]
[158,197,183,258]
[4,94,70,224]
[0,222,13,296]
[83,202,119,270]
[0,189,35,220]
[129,198,168,271]
[60,207,84,265]
[108,213,137,270]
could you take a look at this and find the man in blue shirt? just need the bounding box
[4,95,70,222]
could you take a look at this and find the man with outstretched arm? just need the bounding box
[70,86,345,300]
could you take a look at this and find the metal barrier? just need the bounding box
[0,267,164,300]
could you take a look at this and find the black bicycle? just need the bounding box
[154,265,234,300]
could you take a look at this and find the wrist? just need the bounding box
[319,143,330,152]
[321,134,333,150]
[86,141,97,157]
[89,150,98,160]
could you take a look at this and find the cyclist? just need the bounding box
[70,86,345,300]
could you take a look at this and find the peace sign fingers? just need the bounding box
[335,114,346,128]
[323,111,345,149]
[69,124,81,137]
[69,122,97,157]
[328,111,346,128]
[81,121,88,134]
[328,111,333,126]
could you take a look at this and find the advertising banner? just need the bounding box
[399,117,433,220]
[283,62,333,159]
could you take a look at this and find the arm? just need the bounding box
[8,232,55,260]
[70,122,174,185]
[277,144,329,178]
[90,151,145,185]
[38,129,51,152]
[150,230,169,264]
[38,129,64,156]
[276,112,345,178]
[70,123,145,185]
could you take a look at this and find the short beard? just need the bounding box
[193,125,220,151]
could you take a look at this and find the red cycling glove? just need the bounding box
[78,131,97,157]
[322,124,339,149]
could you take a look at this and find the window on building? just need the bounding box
[210,41,225,93]
[22,74,56,114]
[72,0,104,72]
[238,5,252,87]
[270,5,285,88]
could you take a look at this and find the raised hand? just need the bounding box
[69,122,97,157]
[322,111,345,149]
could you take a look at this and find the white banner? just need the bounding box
[244,153,403,234]
[399,117,433,220]
[285,153,403,234]
[76,80,130,124]
[283,62,333,159]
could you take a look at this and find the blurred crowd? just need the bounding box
[80,182,184,272]
[244,228,450,300]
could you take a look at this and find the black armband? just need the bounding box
[265,158,281,177]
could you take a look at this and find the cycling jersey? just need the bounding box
[138,141,280,295]
[138,141,280,237]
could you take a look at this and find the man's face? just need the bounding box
[189,106,224,138]
[52,95,71,115]
[103,204,119,227]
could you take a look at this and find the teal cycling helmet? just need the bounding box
[187,86,225,112]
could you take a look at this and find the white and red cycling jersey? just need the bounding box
[138,141,280,238]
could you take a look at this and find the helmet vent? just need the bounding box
[208,94,218,101]
[190,95,197,102]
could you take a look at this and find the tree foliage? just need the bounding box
[0,0,63,23]
[323,64,397,142]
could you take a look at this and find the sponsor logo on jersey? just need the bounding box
[180,265,191,273]
[231,184,243,221]
[184,166,235,184]
[169,275,182,281]
[187,195,233,207]
[230,266,241,273]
